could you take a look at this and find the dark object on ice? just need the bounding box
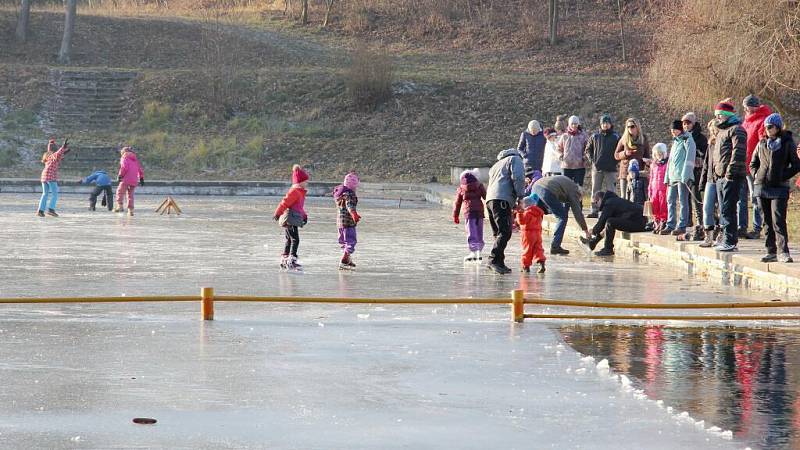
[132,417,157,425]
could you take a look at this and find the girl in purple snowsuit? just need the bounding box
[333,172,361,269]
[453,169,487,262]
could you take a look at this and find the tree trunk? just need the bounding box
[548,0,558,45]
[300,0,308,25]
[58,0,78,65]
[15,0,33,43]
[617,0,627,62]
[323,0,335,28]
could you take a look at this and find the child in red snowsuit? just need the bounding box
[515,199,546,273]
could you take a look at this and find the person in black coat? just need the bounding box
[750,113,800,263]
[580,190,647,256]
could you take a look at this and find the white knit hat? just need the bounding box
[652,142,668,158]
[527,120,542,134]
[568,115,580,126]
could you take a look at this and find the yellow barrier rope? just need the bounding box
[523,298,799,309]
[0,296,198,304]
[524,314,800,321]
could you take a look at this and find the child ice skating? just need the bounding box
[453,169,487,262]
[273,165,309,270]
[115,147,145,216]
[80,170,113,211]
[37,139,71,217]
[333,172,361,270]
[515,194,547,273]
[648,143,669,233]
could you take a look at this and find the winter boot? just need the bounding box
[340,252,355,270]
[699,229,715,248]
[36,210,45,217]
[521,265,530,273]
[128,208,134,217]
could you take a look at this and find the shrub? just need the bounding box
[345,47,394,111]
[137,101,173,132]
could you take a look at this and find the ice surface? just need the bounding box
[0,194,763,448]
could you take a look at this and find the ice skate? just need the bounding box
[46,209,59,217]
[464,252,476,262]
[128,208,134,217]
[339,253,356,270]
[536,261,546,273]
[279,254,289,270]
[474,251,482,261]
[287,256,303,271]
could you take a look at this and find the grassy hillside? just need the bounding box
[0,3,675,183]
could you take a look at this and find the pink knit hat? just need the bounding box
[343,172,360,190]
[292,165,309,184]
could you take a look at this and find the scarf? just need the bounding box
[767,137,782,152]
[567,126,580,136]
[626,132,641,150]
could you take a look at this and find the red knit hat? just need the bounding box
[714,101,736,114]
[292,164,309,184]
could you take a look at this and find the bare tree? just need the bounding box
[323,0,336,28]
[300,0,309,25]
[58,0,78,64]
[617,0,626,62]
[15,0,33,43]
[548,0,558,45]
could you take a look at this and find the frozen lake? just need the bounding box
[0,193,788,448]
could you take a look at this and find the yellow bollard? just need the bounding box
[512,289,524,323]
[201,287,214,320]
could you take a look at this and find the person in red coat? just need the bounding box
[273,165,309,270]
[740,95,772,238]
[515,194,546,273]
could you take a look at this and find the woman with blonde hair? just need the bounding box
[615,117,650,200]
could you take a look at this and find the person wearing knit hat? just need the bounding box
[541,127,562,177]
[558,115,589,187]
[750,112,800,263]
[661,120,697,236]
[710,99,748,251]
[681,112,709,238]
[454,169,487,262]
[274,164,310,270]
[741,96,773,239]
[586,113,620,218]
[518,120,546,177]
[333,172,361,270]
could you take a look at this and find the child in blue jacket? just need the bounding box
[79,170,113,211]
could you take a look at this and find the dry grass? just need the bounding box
[647,0,800,117]
[345,47,393,111]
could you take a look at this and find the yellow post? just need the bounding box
[512,289,524,323]
[201,287,214,320]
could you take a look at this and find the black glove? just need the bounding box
[273,214,280,222]
[139,178,144,186]
[303,216,308,226]
[117,176,122,183]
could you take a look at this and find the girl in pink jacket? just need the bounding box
[648,143,669,233]
[115,147,145,216]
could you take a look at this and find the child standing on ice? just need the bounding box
[37,139,71,217]
[333,172,361,270]
[115,147,145,216]
[453,169,486,262]
[648,143,669,233]
[273,165,309,270]
[515,193,546,273]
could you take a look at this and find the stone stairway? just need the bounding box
[45,70,138,131]
[60,145,120,173]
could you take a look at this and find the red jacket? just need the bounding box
[515,205,544,232]
[742,105,772,173]
[453,181,486,219]
[274,185,307,219]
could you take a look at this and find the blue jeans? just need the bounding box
[703,181,719,229]
[666,183,690,230]
[718,178,743,246]
[737,175,762,232]
[533,185,568,249]
[38,181,59,211]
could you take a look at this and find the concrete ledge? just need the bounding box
[0,179,431,201]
